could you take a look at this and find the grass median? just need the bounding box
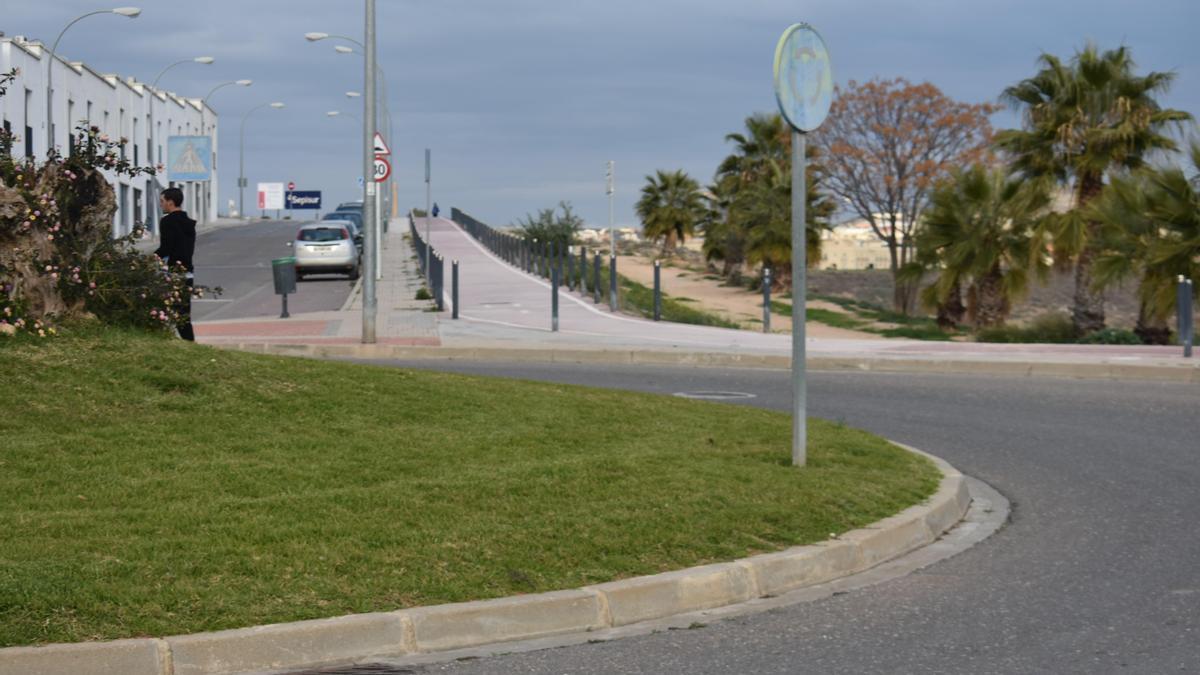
[0,326,939,647]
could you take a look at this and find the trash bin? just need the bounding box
[272,257,297,296]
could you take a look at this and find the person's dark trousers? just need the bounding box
[178,278,195,341]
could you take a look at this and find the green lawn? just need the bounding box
[0,327,939,647]
[771,297,959,341]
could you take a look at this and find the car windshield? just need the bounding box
[298,227,348,242]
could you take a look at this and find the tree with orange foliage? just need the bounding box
[814,78,999,314]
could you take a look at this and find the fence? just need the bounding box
[409,213,446,312]
[451,207,614,307]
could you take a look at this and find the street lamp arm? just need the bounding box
[309,33,365,49]
[49,10,111,57]
[151,59,192,90]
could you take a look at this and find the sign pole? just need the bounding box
[773,22,832,467]
[791,130,807,466]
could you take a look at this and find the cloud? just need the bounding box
[8,0,1199,227]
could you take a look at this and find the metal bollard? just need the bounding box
[653,260,662,321]
[435,255,445,311]
[762,267,772,333]
[551,266,560,332]
[1179,276,1194,358]
[452,260,459,320]
[567,247,575,292]
[579,247,587,292]
[609,255,618,312]
[593,253,602,304]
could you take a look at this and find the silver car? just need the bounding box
[293,222,360,280]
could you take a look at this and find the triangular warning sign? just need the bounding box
[374,132,391,156]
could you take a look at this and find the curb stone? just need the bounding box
[199,342,1200,383]
[0,444,972,675]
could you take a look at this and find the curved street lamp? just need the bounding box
[46,7,141,150]
[238,102,285,218]
[150,55,215,90]
[200,79,252,134]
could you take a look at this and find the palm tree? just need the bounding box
[635,170,706,253]
[1091,142,1200,343]
[711,113,834,286]
[994,44,1192,335]
[916,165,1051,330]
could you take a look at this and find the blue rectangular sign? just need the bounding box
[285,190,322,210]
[167,136,212,181]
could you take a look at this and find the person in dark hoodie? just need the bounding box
[154,187,197,341]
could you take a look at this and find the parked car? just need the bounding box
[336,201,364,213]
[321,212,363,249]
[293,223,360,280]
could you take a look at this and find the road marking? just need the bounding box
[672,391,757,400]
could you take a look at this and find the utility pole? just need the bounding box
[361,0,378,343]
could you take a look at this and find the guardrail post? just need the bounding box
[653,260,662,322]
[551,265,560,332]
[593,253,602,304]
[452,260,459,320]
[763,267,772,333]
[609,255,618,311]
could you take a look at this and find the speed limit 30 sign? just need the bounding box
[374,157,391,182]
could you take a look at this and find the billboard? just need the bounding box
[167,136,212,181]
[257,182,285,210]
[285,191,322,210]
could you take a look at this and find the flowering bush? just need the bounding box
[0,68,189,337]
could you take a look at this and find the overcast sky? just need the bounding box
[8,0,1200,227]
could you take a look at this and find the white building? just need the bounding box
[818,219,894,270]
[1,34,218,237]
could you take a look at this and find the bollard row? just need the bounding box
[409,214,455,315]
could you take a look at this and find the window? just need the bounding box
[67,100,75,156]
[298,227,350,242]
[23,88,33,159]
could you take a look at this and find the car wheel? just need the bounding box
[348,265,360,281]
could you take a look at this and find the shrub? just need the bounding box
[415,287,432,300]
[1078,328,1142,345]
[976,312,1078,343]
[0,69,184,338]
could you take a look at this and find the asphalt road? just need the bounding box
[342,361,1200,674]
[192,220,357,321]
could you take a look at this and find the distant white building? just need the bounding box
[1,34,217,237]
[818,218,893,270]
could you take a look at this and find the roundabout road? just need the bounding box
[339,361,1200,674]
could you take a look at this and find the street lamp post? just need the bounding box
[238,102,285,218]
[46,7,141,152]
[146,55,213,226]
[331,45,391,278]
[200,79,251,222]
[361,1,379,343]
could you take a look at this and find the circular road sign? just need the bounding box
[773,23,833,133]
[374,157,391,182]
[287,181,295,191]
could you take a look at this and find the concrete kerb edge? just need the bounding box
[0,446,971,675]
[203,342,1200,382]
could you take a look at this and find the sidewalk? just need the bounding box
[193,216,1200,382]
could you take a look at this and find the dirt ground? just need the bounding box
[616,242,1143,336]
[617,253,883,339]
